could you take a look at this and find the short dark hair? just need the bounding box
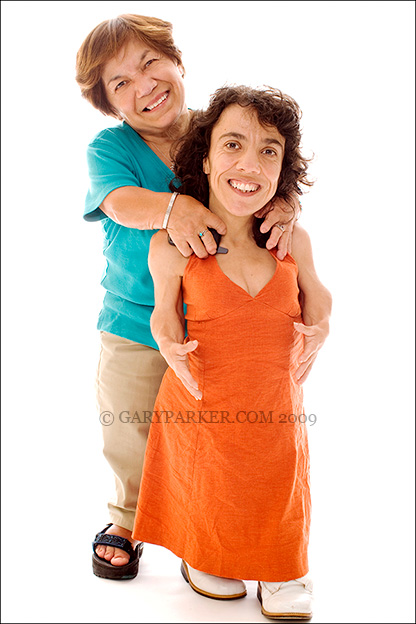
[75,14,183,118]
[171,85,313,247]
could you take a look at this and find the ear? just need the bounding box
[203,157,210,175]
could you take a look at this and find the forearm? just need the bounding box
[150,300,201,400]
[101,187,227,258]
[300,284,332,328]
[100,186,172,230]
[150,307,185,356]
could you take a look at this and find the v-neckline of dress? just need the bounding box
[213,249,279,300]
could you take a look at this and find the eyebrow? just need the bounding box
[106,49,151,86]
[218,132,284,149]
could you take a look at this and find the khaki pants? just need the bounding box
[96,331,168,531]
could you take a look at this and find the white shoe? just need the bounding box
[257,575,313,620]
[181,560,247,600]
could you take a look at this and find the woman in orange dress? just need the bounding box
[133,86,331,620]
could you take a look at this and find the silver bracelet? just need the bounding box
[162,192,178,229]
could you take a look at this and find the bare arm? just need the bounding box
[101,186,226,258]
[148,230,202,400]
[291,224,332,384]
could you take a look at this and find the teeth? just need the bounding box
[145,93,168,111]
[229,180,259,192]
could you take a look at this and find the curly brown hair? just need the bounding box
[75,14,183,118]
[170,85,313,247]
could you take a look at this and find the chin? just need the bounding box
[229,199,265,215]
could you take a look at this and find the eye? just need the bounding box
[262,148,278,156]
[225,141,240,150]
[144,57,159,69]
[115,80,127,92]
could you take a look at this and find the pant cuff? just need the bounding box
[108,507,136,532]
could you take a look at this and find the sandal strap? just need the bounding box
[93,524,135,556]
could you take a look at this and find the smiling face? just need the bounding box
[203,104,285,219]
[102,38,187,138]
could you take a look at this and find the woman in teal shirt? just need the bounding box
[76,13,331,585]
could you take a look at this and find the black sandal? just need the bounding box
[92,524,144,580]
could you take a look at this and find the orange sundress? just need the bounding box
[133,250,311,582]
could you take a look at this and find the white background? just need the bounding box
[1,1,415,622]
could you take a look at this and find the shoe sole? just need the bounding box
[181,561,247,601]
[257,584,312,620]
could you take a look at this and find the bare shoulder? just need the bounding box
[291,223,314,267]
[292,223,311,253]
[149,230,189,278]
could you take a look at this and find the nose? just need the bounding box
[236,148,261,174]
[133,74,157,99]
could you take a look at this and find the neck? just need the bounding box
[209,200,255,247]
[140,108,192,147]
[140,109,191,170]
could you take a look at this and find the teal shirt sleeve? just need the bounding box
[84,125,142,222]
[83,122,174,221]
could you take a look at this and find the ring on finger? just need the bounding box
[276,224,285,232]
[198,229,208,238]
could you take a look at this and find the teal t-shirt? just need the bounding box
[84,121,175,349]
